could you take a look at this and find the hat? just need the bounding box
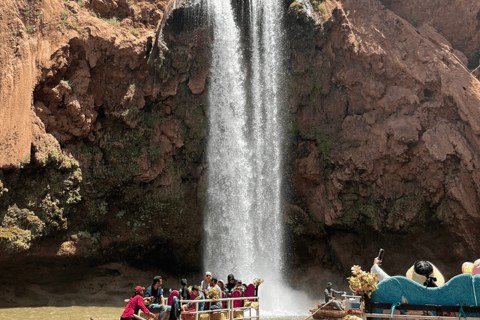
[134,286,145,293]
[205,271,212,276]
[327,282,333,286]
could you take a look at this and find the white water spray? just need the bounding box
[203,0,312,315]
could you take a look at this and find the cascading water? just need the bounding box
[203,0,254,276]
[202,0,310,315]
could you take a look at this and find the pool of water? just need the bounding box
[0,306,308,320]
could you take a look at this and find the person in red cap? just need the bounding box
[121,286,157,320]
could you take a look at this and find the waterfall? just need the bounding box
[202,0,309,315]
[203,0,255,276]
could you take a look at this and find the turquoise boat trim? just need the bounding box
[390,302,401,319]
[459,304,467,320]
[372,274,477,307]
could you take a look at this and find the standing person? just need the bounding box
[209,277,222,310]
[179,278,190,300]
[145,275,170,316]
[226,274,236,296]
[121,286,156,320]
[201,272,212,290]
[324,282,345,310]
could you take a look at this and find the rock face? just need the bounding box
[0,0,208,275]
[1,0,480,304]
[284,0,480,292]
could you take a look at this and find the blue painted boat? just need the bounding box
[370,273,480,317]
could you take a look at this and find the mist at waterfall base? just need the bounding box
[186,0,317,316]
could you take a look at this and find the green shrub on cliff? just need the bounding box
[314,130,334,157]
[311,1,329,21]
[0,133,82,255]
[0,226,32,252]
[104,17,119,27]
[289,1,306,19]
[336,199,383,231]
[386,196,428,231]
[0,180,7,196]
[0,205,45,252]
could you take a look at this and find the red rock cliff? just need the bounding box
[1,0,480,302]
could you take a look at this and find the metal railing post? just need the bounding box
[195,300,198,320]
[257,296,259,319]
[249,299,252,320]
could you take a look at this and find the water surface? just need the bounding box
[0,306,307,320]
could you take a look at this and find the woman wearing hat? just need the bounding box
[121,286,157,320]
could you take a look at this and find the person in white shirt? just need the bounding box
[209,277,222,310]
[370,257,390,282]
[201,271,212,290]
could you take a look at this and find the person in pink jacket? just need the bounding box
[121,286,157,320]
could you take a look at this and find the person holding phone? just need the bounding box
[370,249,390,282]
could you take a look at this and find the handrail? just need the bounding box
[179,296,259,303]
[178,295,260,320]
[130,294,260,320]
[127,296,258,304]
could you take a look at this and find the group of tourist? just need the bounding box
[120,275,169,320]
[120,272,248,320]
[200,272,247,296]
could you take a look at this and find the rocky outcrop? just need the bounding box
[285,0,480,291]
[380,0,480,70]
[0,0,209,274]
